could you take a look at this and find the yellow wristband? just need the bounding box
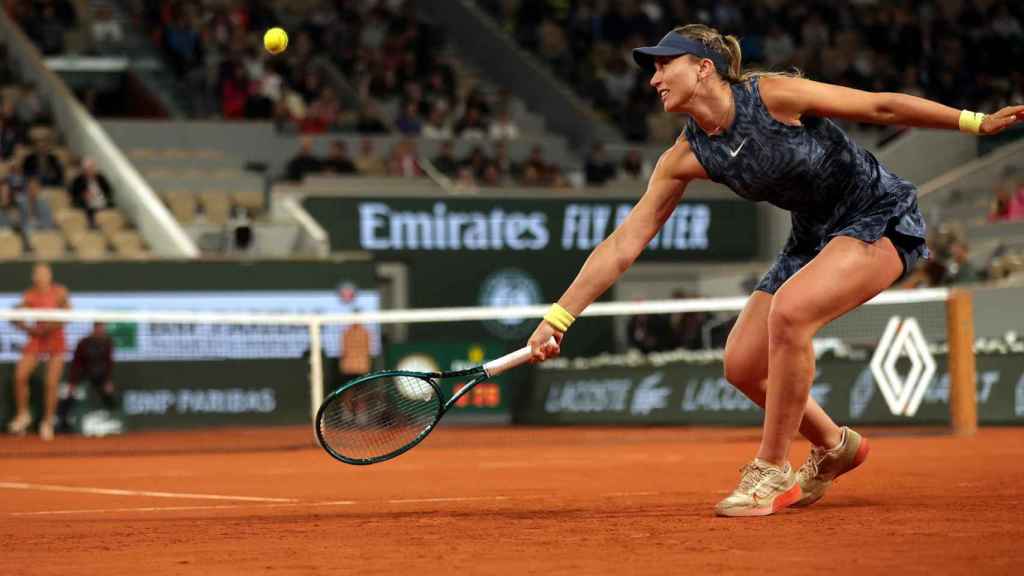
[959,110,985,135]
[543,303,575,332]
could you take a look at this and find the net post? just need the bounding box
[309,319,324,420]
[946,289,977,436]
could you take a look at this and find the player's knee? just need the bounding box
[767,297,810,346]
[723,347,764,391]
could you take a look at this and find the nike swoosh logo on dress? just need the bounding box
[729,138,748,158]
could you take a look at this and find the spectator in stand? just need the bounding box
[356,101,389,134]
[285,137,322,182]
[388,139,422,178]
[989,166,1024,222]
[492,140,512,178]
[454,107,487,140]
[489,107,520,140]
[422,104,453,139]
[322,140,356,175]
[461,146,488,180]
[354,138,387,176]
[431,140,459,178]
[56,322,117,433]
[22,141,64,187]
[92,4,124,49]
[68,157,114,227]
[520,145,549,185]
[220,62,250,119]
[0,108,24,161]
[26,2,70,55]
[584,143,617,186]
[395,101,423,136]
[302,87,344,133]
[619,149,647,181]
[2,169,53,239]
[667,289,709,350]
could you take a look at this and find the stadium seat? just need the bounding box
[72,231,108,260]
[111,230,145,256]
[165,190,197,223]
[232,190,266,214]
[0,229,23,259]
[28,230,66,259]
[41,187,71,213]
[94,209,126,238]
[198,190,231,225]
[55,209,89,237]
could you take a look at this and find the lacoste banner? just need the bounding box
[520,353,1024,426]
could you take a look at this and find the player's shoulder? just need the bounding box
[655,133,706,181]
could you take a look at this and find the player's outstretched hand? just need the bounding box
[981,105,1024,135]
[528,321,563,363]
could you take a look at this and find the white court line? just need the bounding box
[0,482,296,503]
[8,492,664,517]
[10,500,357,517]
[387,496,514,504]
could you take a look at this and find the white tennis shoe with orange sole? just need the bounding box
[714,458,803,517]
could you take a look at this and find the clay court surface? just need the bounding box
[2,426,1021,575]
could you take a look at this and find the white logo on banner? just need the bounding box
[870,316,936,417]
[630,373,670,415]
[1016,373,1024,417]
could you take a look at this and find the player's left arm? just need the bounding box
[759,76,1024,135]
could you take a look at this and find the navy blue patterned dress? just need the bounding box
[683,77,929,294]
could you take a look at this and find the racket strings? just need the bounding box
[318,374,441,461]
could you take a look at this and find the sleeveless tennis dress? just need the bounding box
[23,284,67,356]
[683,77,929,294]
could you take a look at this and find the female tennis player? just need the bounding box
[8,262,70,441]
[528,24,1023,517]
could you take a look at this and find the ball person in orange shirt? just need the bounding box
[7,263,70,441]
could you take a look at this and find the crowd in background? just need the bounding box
[478,0,1024,143]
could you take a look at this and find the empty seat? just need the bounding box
[165,190,197,223]
[94,209,126,238]
[55,209,89,237]
[41,187,71,213]
[111,230,145,255]
[28,230,66,259]
[198,190,231,225]
[72,231,108,260]
[0,229,23,259]
[232,190,266,214]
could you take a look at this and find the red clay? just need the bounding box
[1,426,1022,575]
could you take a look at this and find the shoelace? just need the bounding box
[799,446,827,479]
[737,462,776,494]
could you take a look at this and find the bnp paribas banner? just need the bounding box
[521,352,1024,426]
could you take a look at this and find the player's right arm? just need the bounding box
[11,293,35,335]
[528,137,706,361]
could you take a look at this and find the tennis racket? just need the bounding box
[315,339,549,465]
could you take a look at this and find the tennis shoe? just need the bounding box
[7,412,31,435]
[794,426,869,507]
[714,458,801,517]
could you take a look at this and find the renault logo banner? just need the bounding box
[869,317,937,417]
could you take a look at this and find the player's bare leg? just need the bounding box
[724,292,842,449]
[758,236,903,465]
[40,356,64,440]
[8,353,39,434]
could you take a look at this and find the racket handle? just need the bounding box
[483,337,556,377]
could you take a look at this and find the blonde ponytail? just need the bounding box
[673,24,800,83]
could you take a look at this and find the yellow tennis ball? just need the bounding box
[263,27,288,55]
